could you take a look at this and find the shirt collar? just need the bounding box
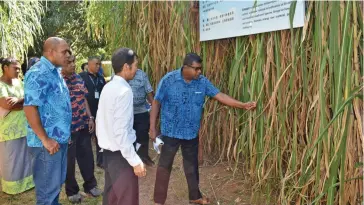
[40,56,58,71]
[176,67,183,80]
[62,73,76,80]
[88,71,99,78]
[112,75,129,86]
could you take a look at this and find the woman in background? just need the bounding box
[0,57,34,194]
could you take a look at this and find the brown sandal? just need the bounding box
[189,196,210,204]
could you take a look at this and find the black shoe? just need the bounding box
[142,157,155,166]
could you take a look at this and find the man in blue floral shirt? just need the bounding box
[150,53,256,205]
[129,68,154,166]
[24,37,72,205]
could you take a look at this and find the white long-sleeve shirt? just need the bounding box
[96,75,142,167]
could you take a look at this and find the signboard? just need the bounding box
[199,0,305,41]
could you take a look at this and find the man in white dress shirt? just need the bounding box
[96,48,146,205]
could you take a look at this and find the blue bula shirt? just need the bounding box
[155,68,219,140]
[129,69,153,114]
[24,56,72,147]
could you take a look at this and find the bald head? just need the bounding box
[42,37,71,67]
[43,37,65,52]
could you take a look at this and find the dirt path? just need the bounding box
[139,152,254,205]
[0,143,258,205]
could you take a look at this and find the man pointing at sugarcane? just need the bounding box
[150,53,256,205]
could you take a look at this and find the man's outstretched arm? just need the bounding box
[213,93,256,110]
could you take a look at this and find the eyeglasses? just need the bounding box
[187,65,202,71]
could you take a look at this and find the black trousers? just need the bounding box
[65,128,97,196]
[154,137,202,204]
[103,149,139,205]
[133,112,150,159]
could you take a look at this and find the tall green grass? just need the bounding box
[86,1,363,204]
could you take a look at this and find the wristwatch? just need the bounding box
[89,116,95,120]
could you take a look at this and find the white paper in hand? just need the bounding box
[153,136,164,154]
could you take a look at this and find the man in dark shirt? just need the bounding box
[80,56,106,168]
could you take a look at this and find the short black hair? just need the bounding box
[183,53,202,66]
[81,62,88,71]
[0,57,19,71]
[88,56,100,61]
[111,48,137,74]
[27,57,40,72]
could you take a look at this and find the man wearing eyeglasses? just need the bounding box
[150,53,256,205]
